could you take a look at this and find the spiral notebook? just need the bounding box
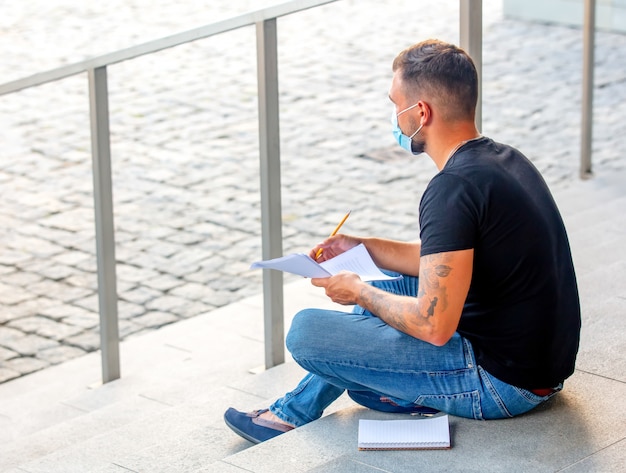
[358,415,451,450]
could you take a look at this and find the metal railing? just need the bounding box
[0,0,595,384]
[0,0,341,382]
[580,0,596,179]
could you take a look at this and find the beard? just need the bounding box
[407,116,426,155]
[410,137,426,155]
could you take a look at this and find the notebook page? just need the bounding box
[358,415,450,449]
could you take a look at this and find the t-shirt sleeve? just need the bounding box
[419,173,482,256]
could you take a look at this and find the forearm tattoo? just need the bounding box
[359,253,453,338]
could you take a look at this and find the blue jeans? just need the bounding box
[269,274,559,426]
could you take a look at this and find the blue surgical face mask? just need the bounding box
[391,103,423,155]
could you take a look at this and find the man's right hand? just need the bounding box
[310,234,361,262]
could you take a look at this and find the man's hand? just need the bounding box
[310,234,361,262]
[311,271,365,305]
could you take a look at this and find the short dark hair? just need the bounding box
[392,39,478,122]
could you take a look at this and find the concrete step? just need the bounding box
[212,370,626,473]
[562,194,626,241]
[7,361,351,473]
[551,170,626,218]
[0,319,263,470]
[576,294,626,383]
[0,279,339,472]
[0,307,259,446]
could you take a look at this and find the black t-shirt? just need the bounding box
[419,136,581,390]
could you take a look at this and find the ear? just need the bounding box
[416,101,432,127]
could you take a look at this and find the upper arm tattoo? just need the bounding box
[358,253,454,335]
[357,251,463,340]
[418,253,452,316]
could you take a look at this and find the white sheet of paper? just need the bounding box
[250,253,331,278]
[250,243,401,281]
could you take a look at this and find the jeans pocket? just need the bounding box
[415,391,484,420]
[478,366,557,419]
[514,383,562,404]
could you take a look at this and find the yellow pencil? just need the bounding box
[315,210,351,260]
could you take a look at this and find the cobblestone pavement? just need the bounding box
[1,0,625,383]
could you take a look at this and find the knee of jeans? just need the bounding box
[285,309,318,357]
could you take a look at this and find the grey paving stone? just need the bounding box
[36,345,86,365]
[117,319,146,339]
[56,306,97,331]
[117,300,146,320]
[0,346,18,362]
[7,316,84,341]
[118,251,171,271]
[0,326,26,346]
[168,282,216,301]
[0,282,34,306]
[143,274,185,292]
[0,334,59,357]
[65,332,100,352]
[160,261,203,278]
[0,308,32,325]
[118,286,162,305]
[173,301,217,319]
[1,270,43,287]
[131,311,179,329]
[64,271,97,290]
[40,304,96,323]
[73,256,98,273]
[145,295,193,313]
[1,357,50,376]
[165,231,204,245]
[6,235,65,259]
[0,249,32,266]
[38,208,94,233]
[27,280,93,303]
[70,294,99,313]
[50,250,92,267]
[115,264,161,284]
[0,367,20,383]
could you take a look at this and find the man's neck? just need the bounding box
[427,121,481,170]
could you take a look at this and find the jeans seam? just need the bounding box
[270,375,314,426]
[514,383,562,403]
[282,374,312,401]
[462,337,476,368]
[415,390,484,420]
[293,355,474,377]
[478,366,513,418]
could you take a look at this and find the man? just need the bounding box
[224,39,581,444]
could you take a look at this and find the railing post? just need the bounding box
[256,18,285,369]
[460,0,483,132]
[580,0,595,179]
[88,66,121,383]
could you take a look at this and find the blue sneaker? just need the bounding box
[348,390,440,415]
[224,408,294,444]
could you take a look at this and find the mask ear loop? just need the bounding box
[397,102,419,116]
[409,123,423,139]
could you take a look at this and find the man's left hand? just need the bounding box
[311,271,364,305]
